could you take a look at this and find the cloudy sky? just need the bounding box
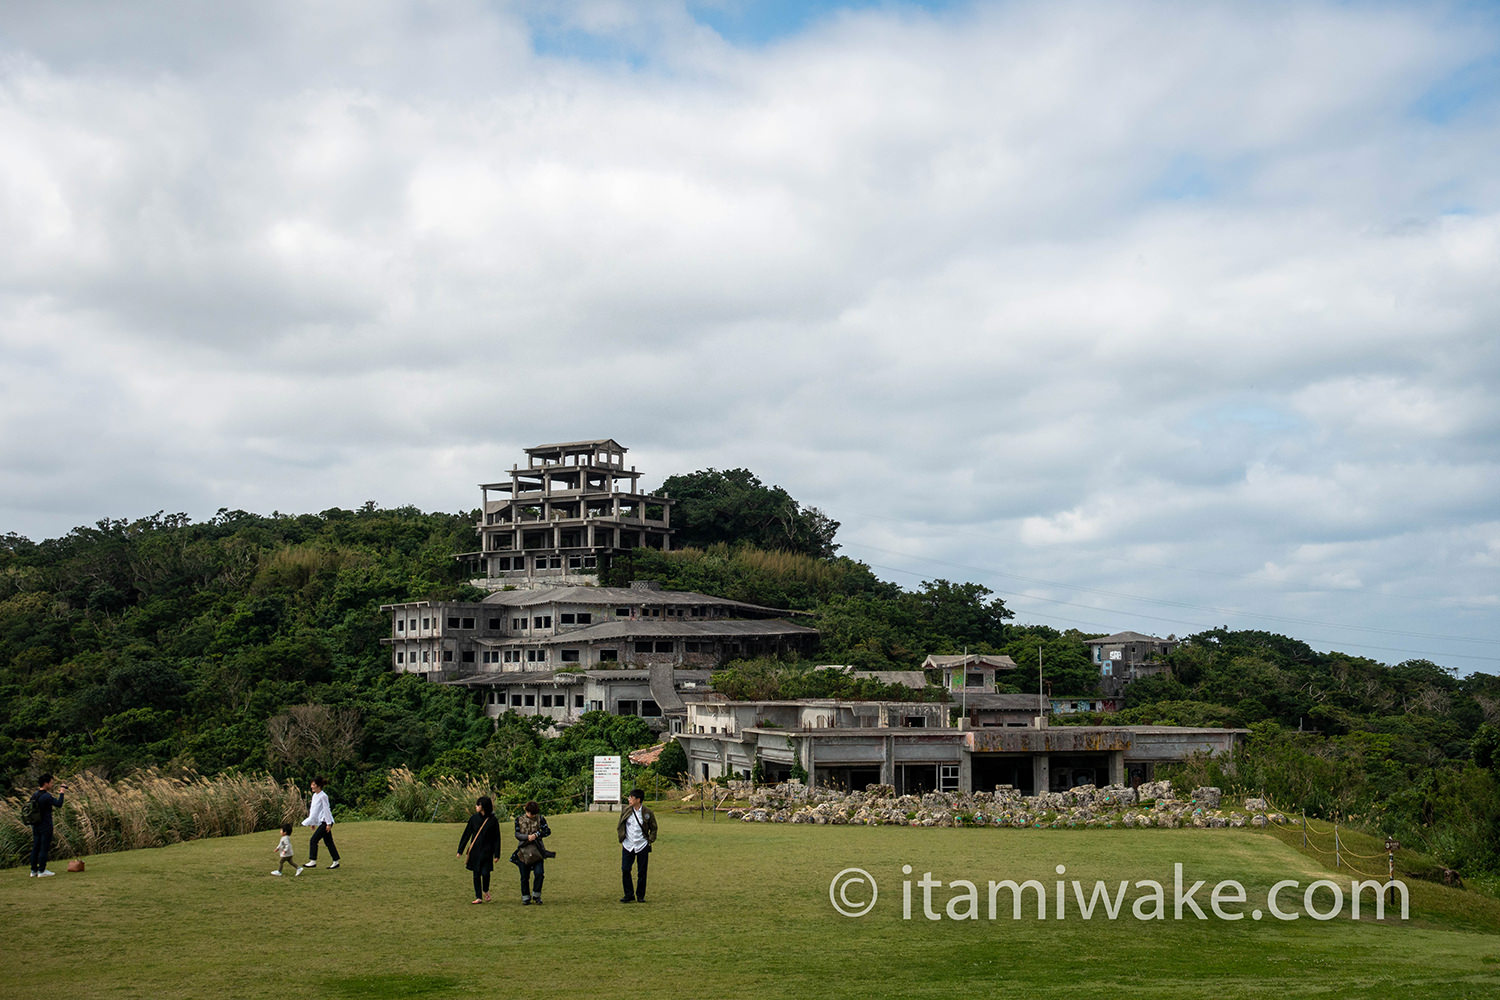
[3,0,1498,672]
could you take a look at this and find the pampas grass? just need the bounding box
[374,767,494,823]
[0,768,304,868]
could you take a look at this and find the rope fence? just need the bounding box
[1260,796,1408,883]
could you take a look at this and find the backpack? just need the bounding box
[20,793,38,827]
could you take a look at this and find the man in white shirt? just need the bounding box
[300,777,341,869]
[615,788,657,902]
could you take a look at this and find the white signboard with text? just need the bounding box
[593,755,622,803]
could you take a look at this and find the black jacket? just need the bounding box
[458,811,501,872]
[29,790,63,828]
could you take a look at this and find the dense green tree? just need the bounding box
[1000,626,1098,696]
[657,468,840,558]
[0,505,487,795]
[910,579,1012,650]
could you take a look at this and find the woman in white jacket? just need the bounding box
[300,777,341,869]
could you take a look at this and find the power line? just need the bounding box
[851,549,1500,666]
[844,540,1500,647]
[835,506,1500,617]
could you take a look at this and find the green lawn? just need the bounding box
[4,808,1499,999]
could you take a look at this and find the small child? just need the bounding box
[272,823,300,876]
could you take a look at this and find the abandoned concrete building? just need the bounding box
[1089,631,1178,696]
[382,581,817,677]
[382,436,1207,770]
[462,439,674,588]
[384,438,825,729]
[922,653,1019,693]
[674,695,1242,794]
[445,668,716,728]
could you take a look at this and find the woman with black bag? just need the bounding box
[457,796,501,904]
[510,800,552,905]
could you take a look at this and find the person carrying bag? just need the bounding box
[509,801,552,905]
[458,796,501,904]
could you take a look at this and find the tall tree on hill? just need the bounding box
[911,579,1012,649]
[657,468,840,558]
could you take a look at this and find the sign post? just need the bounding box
[593,755,622,809]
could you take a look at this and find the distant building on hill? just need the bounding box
[382,580,816,678]
[385,436,826,730]
[460,438,675,589]
[1087,630,1178,696]
[922,652,1018,692]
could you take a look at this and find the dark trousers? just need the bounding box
[308,823,340,862]
[275,855,297,873]
[30,823,52,872]
[520,861,545,898]
[621,847,648,901]
[472,869,491,899]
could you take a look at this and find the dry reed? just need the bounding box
[376,767,494,823]
[0,768,305,868]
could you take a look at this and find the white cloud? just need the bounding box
[0,0,1497,668]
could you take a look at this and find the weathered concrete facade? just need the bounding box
[382,580,817,677]
[466,439,674,588]
[921,652,1018,693]
[444,669,714,731]
[1089,630,1178,695]
[677,698,1242,795]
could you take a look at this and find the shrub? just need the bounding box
[374,767,494,823]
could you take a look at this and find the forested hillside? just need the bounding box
[0,507,492,804]
[4,497,1500,879]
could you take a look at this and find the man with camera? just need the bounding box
[29,774,66,878]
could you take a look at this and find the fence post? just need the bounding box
[1385,837,1400,904]
[1334,813,1341,870]
[1301,811,1306,848]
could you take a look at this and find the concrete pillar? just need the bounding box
[803,740,816,789]
[958,751,972,793]
[1108,751,1125,787]
[1032,755,1050,795]
[880,736,895,787]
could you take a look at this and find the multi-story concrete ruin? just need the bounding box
[1088,630,1178,696]
[382,581,817,677]
[675,697,1243,793]
[385,438,823,729]
[465,439,673,588]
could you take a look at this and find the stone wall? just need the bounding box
[720,780,1286,829]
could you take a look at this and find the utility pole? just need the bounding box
[961,646,968,722]
[1038,645,1045,723]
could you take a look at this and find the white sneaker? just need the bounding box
[295,867,302,876]
[271,870,282,875]
[28,871,36,877]
[302,861,316,868]
[37,870,56,878]
[328,861,340,869]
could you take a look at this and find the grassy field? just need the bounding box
[4,807,1499,999]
